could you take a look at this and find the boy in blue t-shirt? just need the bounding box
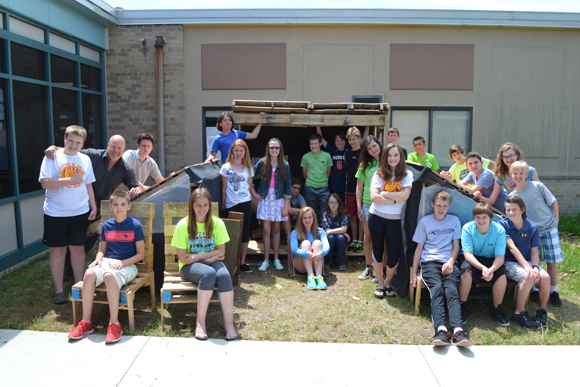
[68,191,145,344]
[458,203,510,327]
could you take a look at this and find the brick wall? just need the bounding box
[542,178,580,215]
[106,25,185,176]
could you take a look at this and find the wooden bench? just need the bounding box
[161,202,242,329]
[409,268,520,314]
[72,201,156,331]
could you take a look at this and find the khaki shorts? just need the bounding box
[87,257,138,290]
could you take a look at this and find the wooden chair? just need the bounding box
[161,202,241,329]
[72,201,156,330]
[409,268,521,315]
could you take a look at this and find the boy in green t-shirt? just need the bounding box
[407,136,439,172]
[441,144,496,185]
[301,133,333,216]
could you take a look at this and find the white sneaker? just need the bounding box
[258,261,270,271]
[358,266,373,280]
[273,259,284,270]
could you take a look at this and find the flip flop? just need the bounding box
[195,332,209,341]
[384,287,396,298]
[374,288,385,299]
[224,335,239,341]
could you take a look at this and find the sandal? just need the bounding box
[224,335,239,341]
[195,331,209,341]
[374,288,385,299]
[384,287,396,298]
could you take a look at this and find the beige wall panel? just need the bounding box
[201,43,286,90]
[303,44,374,102]
[0,203,18,256]
[390,44,474,90]
[20,195,44,246]
[490,45,563,169]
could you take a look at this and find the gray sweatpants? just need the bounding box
[180,261,233,292]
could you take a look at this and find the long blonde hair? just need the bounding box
[225,139,253,170]
[187,188,214,241]
[295,207,319,244]
[260,138,286,182]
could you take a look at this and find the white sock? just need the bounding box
[437,326,447,332]
[551,285,558,293]
[453,327,463,334]
[513,311,521,315]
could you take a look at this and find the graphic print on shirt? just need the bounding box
[332,155,344,170]
[58,163,86,189]
[188,232,216,254]
[226,167,249,198]
[104,230,135,242]
[459,168,469,181]
[381,180,402,193]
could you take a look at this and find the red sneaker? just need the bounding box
[105,323,123,344]
[68,321,94,340]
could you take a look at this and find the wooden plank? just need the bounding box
[310,109,383,115]
[233,106,311,114]
[163,202,189,217]
[165,244,177,255]
[164,224,177,236]
[162,282,200,291]
[231,113,386,127]
[233,99,310,108]
[166,262,180,272]
[292,114,386,127]
[101,201,155,218]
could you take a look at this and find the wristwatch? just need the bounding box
[532,265,540,270]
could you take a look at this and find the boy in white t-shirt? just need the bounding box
[39,125,96,304]
[411,190,471,346]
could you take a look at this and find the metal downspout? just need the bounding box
[154,36,166,175]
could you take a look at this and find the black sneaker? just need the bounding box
[460,301,469,325]
[432,330,451,346]
[535,308,548,327]
[511,311,541,329]
[550,291,562,307]
[239,264,252,273]
[530,290,540,306]
[490,304,510,327]
[452,330,472,346]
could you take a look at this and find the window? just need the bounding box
[51,55,76,86]
[390,108,472,169]
[81,64,100,91]
[82,93,103,149]
[0,80,12,199]
[11,42,45,80]
[52,88,78,147]
[13,81,48,194]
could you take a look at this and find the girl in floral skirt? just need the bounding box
[253,138,291,271]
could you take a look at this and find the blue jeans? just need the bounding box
[304,186,330,217]
[325,234,347,266]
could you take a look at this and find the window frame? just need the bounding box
[389,106,473,167]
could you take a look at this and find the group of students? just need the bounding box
[43,115,563,345]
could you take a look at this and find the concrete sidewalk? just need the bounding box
[0,329,577,387]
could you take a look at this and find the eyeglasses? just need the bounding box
[291,186,301,190]
[502,154,517,161]
[329,201,339,206]
[269,146,280,150]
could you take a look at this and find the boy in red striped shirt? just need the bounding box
[68,191,144,344]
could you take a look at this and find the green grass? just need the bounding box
[1,223,579,345]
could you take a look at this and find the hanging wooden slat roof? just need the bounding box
[230,99,389,128]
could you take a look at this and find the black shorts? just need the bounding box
[43,212,90,247]
[460,255,507,287]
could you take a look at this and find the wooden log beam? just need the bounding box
[231,113,386,127]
